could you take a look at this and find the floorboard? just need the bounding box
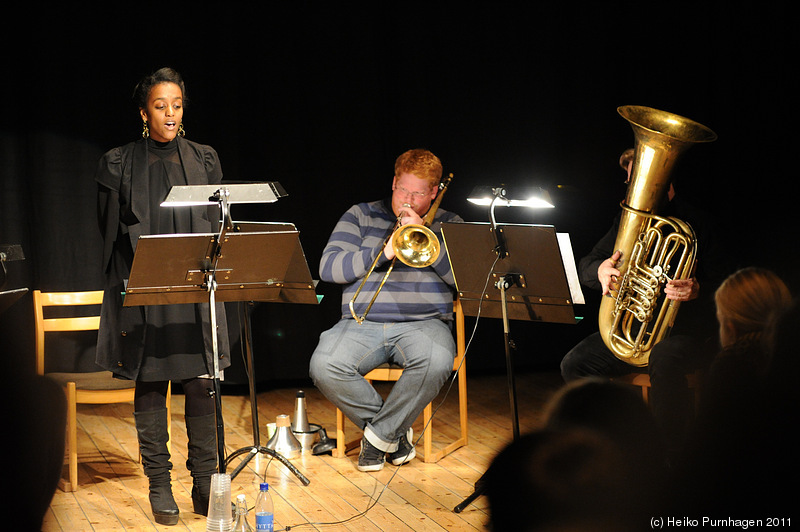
[42,369,565,531]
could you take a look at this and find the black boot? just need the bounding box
[185,413,219,515]
[135,409,179,526]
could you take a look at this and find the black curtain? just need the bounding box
[2,4,795,383]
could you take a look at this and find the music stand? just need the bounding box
[124,183,313,485]
[440,221,581,512]
[222,221,317,483]
[1,244,25,292]
[0,288,27,316]
[1,244,27,317]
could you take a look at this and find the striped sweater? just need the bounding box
[320,199,463,322]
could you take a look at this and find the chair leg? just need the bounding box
[62,382,78,492]
[422,402,433,461]
[419,298,469,463]
[458,366,468,443]
[334,408,346,458]
[421,367,469,463]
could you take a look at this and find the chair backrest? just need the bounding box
[33,290,104,376]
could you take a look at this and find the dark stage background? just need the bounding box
[2,5,795,387]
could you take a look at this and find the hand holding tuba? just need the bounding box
[599,106,716,366]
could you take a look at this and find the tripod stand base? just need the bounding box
[453,474,485,513]
[225,446,311,486]
[454,488,482,513]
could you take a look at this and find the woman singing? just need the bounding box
[95,67,229,525]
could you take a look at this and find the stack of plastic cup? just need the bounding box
[206,472,233,532]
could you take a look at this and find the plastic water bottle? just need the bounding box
[232,494,253,532]
[254,483,274,531]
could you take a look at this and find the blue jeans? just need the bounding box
[309,318,455,452]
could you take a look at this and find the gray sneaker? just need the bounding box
[388,429,416,466]
[358,436,386,472]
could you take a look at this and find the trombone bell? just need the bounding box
[392,224,440,268]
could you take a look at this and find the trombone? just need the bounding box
[348,174,453,324]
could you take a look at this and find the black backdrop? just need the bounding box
[2,4,795,386]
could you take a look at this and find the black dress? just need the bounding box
[95,137,230,382]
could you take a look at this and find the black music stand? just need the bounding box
[440,221,582,512]
[1,244,27,316]
[0,288,27,316]
[124,183,313,485]
[222,222,317,483]
[1,244,25,292]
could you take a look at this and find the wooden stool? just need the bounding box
[614,372,699,404]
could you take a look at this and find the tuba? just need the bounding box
[599,106,716,366]
[349,173,453,324]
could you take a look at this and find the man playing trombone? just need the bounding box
[309,148,463,472]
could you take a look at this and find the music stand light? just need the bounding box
[467,185,553,206]
[467,186,554,259]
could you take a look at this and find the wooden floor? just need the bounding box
[43,369,566,531]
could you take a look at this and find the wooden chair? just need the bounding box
[333,299,468,463]
[33,289,171,492]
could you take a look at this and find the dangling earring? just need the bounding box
[142,120,149,139]
[178,123,186,137]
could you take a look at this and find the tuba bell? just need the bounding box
[599,106,716,366]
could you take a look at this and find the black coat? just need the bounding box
[94,137,230,381]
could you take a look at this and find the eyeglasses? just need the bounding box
[394,183,431,199]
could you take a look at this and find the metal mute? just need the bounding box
[266,414,302,459]
[291,390,310,432]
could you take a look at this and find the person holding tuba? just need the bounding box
[309,148,463,472]
[560,148,732,457]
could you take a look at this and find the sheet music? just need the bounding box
[556,232,585,305]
